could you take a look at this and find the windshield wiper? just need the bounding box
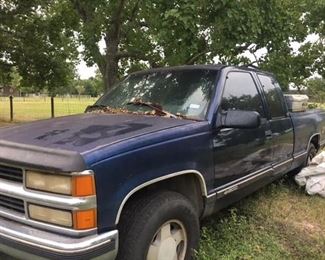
[127,99,178,119]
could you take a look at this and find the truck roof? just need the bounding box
[130,64,275,77]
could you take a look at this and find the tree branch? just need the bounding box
[111,0,127,39]
[116,51,159,67]
[129,0,140,23]
[71,0,93,22]
[186,50,209,65]
[71,1,106,74]
[116,51,149,60]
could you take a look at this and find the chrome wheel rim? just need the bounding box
[146,220,187,260]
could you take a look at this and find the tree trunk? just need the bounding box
[103,35,119,91]
[105,56,118,91]
[102,0,126,91]
[104,35,118,90]
[72,0,124,92]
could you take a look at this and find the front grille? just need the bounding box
[0,164,23,182]
[0,194,25,213]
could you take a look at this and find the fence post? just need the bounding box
[9,96,13,122]
[51,96,55,118]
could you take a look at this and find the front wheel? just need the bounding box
[117,191,200,260]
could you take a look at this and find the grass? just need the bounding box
[0,120,324,259]
[197,178,325,260]
[0,96,97,122]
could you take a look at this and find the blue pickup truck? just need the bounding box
[0,65,324,260]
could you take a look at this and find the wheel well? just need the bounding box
[310,134,320,151]
[116,173,206,224]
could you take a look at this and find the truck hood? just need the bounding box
[0,113,193,153]
[0,113,194,172]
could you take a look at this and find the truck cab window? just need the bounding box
[258,74,286,118]
[221,72,264,116]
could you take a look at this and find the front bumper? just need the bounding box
[0,215,118,260]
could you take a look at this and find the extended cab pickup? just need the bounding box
[0,65,324,260]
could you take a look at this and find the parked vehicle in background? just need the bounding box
[0,65,324,260]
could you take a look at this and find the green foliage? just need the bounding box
[1,0,324,92]
[260,46,312,90]
[304,0,325,37]
[263,0,325,88]
[74,70,104,96]
[67,0,316,90]
[197,180,325,259]
[0,0,78,94]
[306,78,325,103]
[308,103,318,109]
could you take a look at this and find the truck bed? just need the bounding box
[290,109,325,155]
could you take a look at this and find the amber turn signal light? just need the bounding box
[72,175,96,197]
[73,209,97,230]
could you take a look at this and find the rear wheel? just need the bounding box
[287,143,317,178]
[305,143,317,167]
[117,191,200,260]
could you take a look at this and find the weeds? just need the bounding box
[197,178,325,260]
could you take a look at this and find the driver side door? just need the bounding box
[212,71,273,189]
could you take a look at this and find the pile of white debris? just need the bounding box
[295,151,325,198]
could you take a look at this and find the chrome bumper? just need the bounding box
[0,215,118,260]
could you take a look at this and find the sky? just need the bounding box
[76,43,102,79]
[77,60,97,79]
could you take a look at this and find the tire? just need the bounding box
[288,143,317,177]
[117,191,200,260]
[305,143,317,167]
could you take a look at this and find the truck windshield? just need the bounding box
[94,69,218,120]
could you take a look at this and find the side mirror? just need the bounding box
[220,110,261,129]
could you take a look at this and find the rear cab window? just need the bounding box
[257,74,287,118]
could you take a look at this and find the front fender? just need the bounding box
[90,130,214,232]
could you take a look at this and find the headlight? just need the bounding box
[28,204,72,227]
[26,171,71,195]
[25,171,95,196]
[28,204,97,229]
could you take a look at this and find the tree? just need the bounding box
[67,0,307,90]
[86,70,104,96]
[303,0,325,78]
[72,69,104,96]
[74,84,85,96]
[260,44,317,91]
[257,0,325,90]
[0,0,78,94]
[76,72,104,97]
[1,0,323,93]
[306,78,325,103]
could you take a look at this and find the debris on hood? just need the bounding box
[85,104,200,121]
[295,151,325,198]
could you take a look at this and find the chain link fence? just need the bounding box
[0,96,98,122]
